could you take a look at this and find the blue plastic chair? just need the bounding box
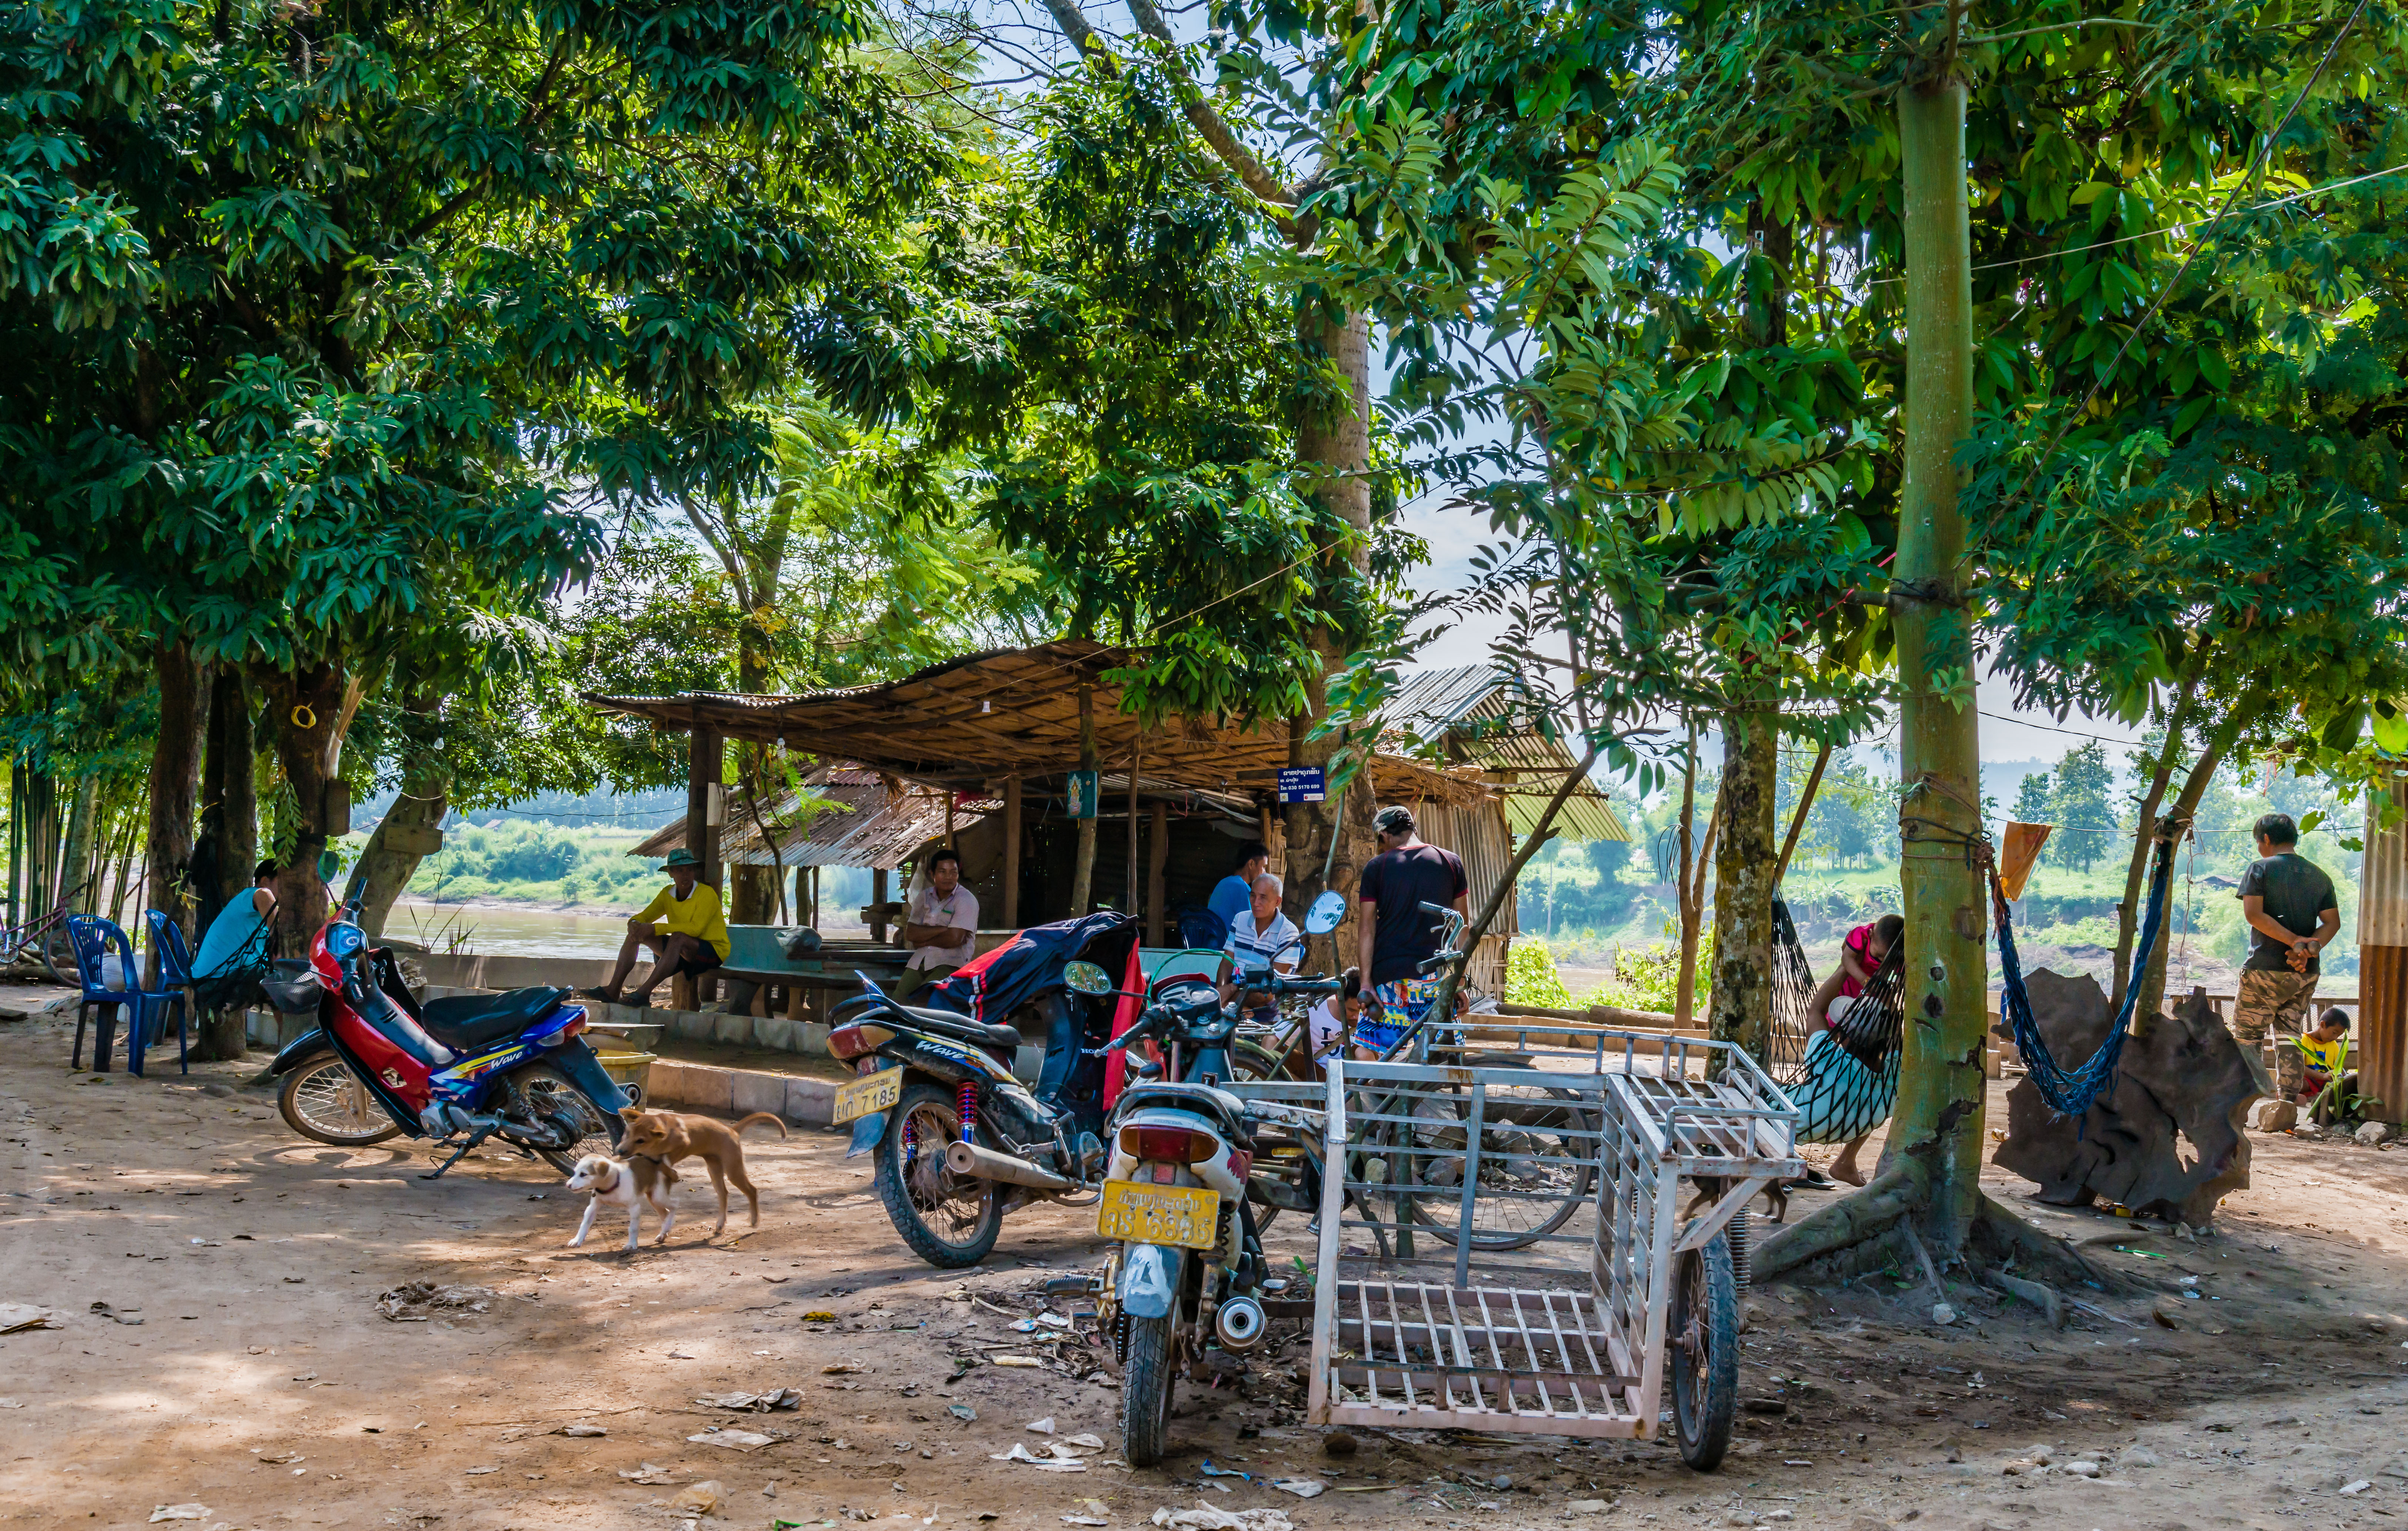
[142,910,194,1076]
[66,915,141,1074]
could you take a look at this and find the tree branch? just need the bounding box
[1119,0,1299,210]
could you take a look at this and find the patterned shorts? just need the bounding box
[1356,977,1445,1055]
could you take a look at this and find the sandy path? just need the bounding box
[4,1004,2408,1531]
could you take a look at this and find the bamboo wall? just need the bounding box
[2361,778,2408,1124]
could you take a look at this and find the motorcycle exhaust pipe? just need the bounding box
[1214,1294,1267,1351]
[944,1139,1072,1193]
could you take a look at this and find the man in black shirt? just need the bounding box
[1353,805,1469,1053]
[2231,812,2341,1102]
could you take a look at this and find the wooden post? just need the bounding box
[1148,801,1169,947]
[686,720,723,1008]
[1002,774,1022,929]
[2360,776,2408,1126]
[1127,742,1141,916]
[687,721,722,892]
[1070,686,1097,916]
[871,867,889,943]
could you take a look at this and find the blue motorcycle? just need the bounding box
[267,901,627,1178]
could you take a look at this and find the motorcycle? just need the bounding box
[827,912,1146,1269]
[1068,892,1345,1466]
[266,899,629,1178]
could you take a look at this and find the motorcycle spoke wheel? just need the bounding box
[512,1064,619,1174]
[278,1057,403,1146]
[875,1083,1002,1268]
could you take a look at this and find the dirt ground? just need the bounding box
[6,996,2408,1531]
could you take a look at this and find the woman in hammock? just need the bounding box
[1804,913,1904,1186]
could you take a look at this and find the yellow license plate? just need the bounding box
[1097,1181,1221,1250]
[832,1069,902,1125]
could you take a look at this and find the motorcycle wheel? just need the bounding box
[1121,1310,1178,1468]
[874,1081,1003,1269]
[278,1055,404,1146]
[1670,1232,1740,1470]
[511,1063,622,1174]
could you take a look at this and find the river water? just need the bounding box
[385,898,870,957]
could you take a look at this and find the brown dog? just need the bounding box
[617,1105,787,1236]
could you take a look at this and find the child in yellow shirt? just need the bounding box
[2295,1008,2351,1110]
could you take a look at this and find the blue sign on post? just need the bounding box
[1066,769,1101,820]
[1277,767,1327,804]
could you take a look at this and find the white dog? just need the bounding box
[564,1153,678,1252]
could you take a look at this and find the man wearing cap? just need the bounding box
[1354,805,1469,1054]
[584,847,731,1006]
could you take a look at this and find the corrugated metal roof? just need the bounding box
[1380,666,1630,843]
[629,768,963,871]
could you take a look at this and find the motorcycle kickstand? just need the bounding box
[420,1123,501,1180]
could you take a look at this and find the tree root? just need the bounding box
[1753,1164,1927,1283]
[1969,1193,2122,1293]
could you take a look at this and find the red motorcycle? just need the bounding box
[267,899,626,1176]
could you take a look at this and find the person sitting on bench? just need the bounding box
[584,848,728,1006]
[1802,912,1904,1188]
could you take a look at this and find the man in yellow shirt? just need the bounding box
[584,848,731,1006]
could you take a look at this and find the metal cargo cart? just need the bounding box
[1262,1034,1798,1468]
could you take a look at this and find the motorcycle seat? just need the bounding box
[1116,1080,1253,1138]
[896,1003,1023,1051]
[420,986,569,1052]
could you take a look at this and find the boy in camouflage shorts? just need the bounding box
[2230,813,2340,1101]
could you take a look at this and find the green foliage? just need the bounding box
[0,0,944,779]
[2043,742,2117,872]
[804,66,1420,725]
[1502,937,1575,1008]
[1592,924,1716,1015]
[2012,772,2053,826]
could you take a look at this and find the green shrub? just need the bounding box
[1503,939,1573,1008]
[1590,920,1716,1014]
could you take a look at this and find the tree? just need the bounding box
[2,0,942,950]
[2012,770,2053,828]
[808,61,1421,938]
[2045,742,2116,872]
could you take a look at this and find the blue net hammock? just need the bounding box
[1993,829,2179,1119]
[1765,828,2182,1144]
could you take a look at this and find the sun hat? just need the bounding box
[664,848,701,869]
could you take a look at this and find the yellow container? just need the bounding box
[594,1050,657,1107]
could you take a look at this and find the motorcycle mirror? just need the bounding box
[317,847,343,883]
[1063,960,1114,996]
[1304,891,1346,935]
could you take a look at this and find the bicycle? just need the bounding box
[1,881,88,985]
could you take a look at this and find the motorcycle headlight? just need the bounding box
[325,922,365,960]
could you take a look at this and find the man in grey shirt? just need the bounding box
[2231,812,2341,1101]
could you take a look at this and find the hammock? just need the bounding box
[1770,901,1908,1144]
[1993,830,2179,1119]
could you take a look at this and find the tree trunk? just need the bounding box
[58,774,98,914]
[355,770,447,940]
[146,644,211,961]
[1775,742,1831,882]
[253,660,350,952]
[2111,674,2201,1007]
[1282,307,1377,963]
[1885,75,1988,1259]
[191,667,258,943]
[1707,706,1779,1063]
[2135,703,2258,1023]
[1070,684,1098,916]
[1674,725,1720,1027]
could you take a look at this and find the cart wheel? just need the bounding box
[1670,1232,1738,1470]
